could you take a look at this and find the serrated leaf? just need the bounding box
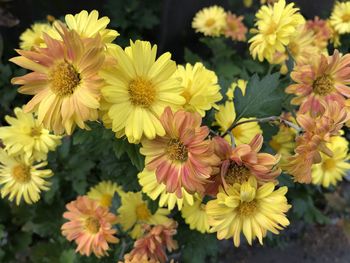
[233,73,283,121]
[125,144,144,171]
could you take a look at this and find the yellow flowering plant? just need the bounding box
[1,0,350,262]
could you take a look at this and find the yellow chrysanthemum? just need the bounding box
[330,1,350,34]
[0,149,53,205]
[271,25,323,74]
[181,197,210,233]
[0,108,61,162]
[269,122,296,166]
[117,191,172,239]
[138,169,195,211]
[101,40,185,143]
[243,0,253,8]
[249,0,305,62]
[192,5,227,37]
[87,181,122,207]
[226,79,247,100]
[11,23,106,135]
[328,20,341,47]
[206,176,291,247]
[312,136,350,188]
[175,63,222,117]
[49,10,119,47]
[214,101,262,145]
[19,23,52,50]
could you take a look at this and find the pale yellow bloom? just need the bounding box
[0,108,61,162]
[226,79,247,100]
[138,169,195,211]
[176,62,222,116]
[49,10,119,47]
[207,177,291,247]
[0,149,52,205]
[181,197,210,233]
[87,181,122,207]
[249,0,305,62]
[330,1,350,34]
[101,40,185,143]
[19,23,52,50]
[214,101,262,145]
[312,136,350,188]
[117,191,172,239]
[269,119,296,166]
[192,6,227,37]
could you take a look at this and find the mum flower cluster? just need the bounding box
[2,0,350,260]
[192,5,248,41]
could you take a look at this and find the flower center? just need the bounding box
[205,18,216,27]
[288,41,299,58]
[182,89,192,104]
[30,126,42,137]
[12,164,31,183]
[128,77,156,107]
[342,13,350,22]
[49,61,80,97]
[135,203,151,220]
[226,163,251,185]
[166,138,188,162]
[100,194,113,207]
[84,216,100,234]
[322,158,336,171]
[265,21,278,35]
[238,200,257,216]
[312,74,334,95]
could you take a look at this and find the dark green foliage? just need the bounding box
[0,61,26,120]
[177,224,218,263]
[104,0,160,46]
[233,73,284,122]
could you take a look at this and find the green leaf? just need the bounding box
[233,73,283,121]
[177,226,218,263]
[125,144,144,171]
[59,249,76,263]
[184,48,203,64]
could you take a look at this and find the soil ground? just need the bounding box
[219,223,350,263]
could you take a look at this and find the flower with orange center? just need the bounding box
[117,191,171,239]
[284,102,349,183]
[224,12,247,42]
[123,221,178,263]
[10,23,105,135]
[306,16,332,49]
[286,50,350,117]
[140,107,219,197]
[61,196,119,257]
[100,40,185,143]
[205,135,281,196]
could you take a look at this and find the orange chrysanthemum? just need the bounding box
[10,23,105,135]
[61,196,119,257]
[140,107,219,197]
[306,16,332,49]
[286,50,350,116]
[123,221,178,263]
[224,12,247,41]
[206,134,281,196]
[284,102,349,183]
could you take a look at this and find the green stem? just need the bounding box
[222,116,302,136]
